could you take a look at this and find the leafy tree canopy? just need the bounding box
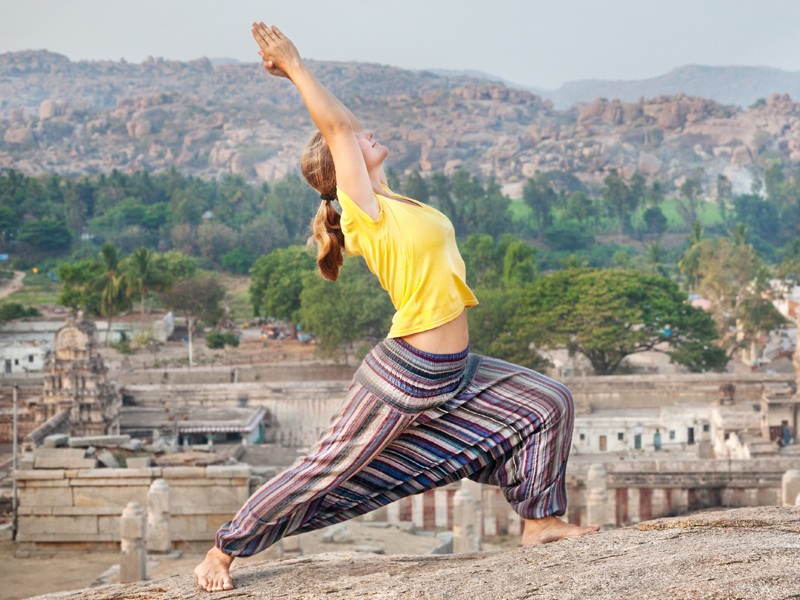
[511,268,727,375]
[249,245,316,332]
[299,259,394,360]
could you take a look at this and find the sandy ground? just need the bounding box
[1,522,507,600]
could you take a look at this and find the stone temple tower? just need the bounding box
[32,313,120,436]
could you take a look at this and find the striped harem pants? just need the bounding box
[216,338,574,557]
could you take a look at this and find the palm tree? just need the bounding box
[123,247,162,340]
[97,243,129,346]
[677,221,704,292]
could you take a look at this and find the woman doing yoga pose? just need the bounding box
[194,22,598,593]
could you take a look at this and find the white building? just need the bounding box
[573,404,713,455]
[1,340,51,374]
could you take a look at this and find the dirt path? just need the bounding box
[0,271,25,301]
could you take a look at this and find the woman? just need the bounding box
[194,22,598,593]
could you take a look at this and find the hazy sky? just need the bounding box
[2,0,799,89]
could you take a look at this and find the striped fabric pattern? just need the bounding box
[216,338,574,557]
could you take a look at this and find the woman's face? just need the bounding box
[356,130,389,169]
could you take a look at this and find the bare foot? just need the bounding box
[522,515,600,545]
[194,547,235,592]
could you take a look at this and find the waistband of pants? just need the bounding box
[355,337,480,413]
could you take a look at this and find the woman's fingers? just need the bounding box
[251,22,274,47]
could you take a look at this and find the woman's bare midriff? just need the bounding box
[400,310,469,355]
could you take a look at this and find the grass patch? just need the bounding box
[2,271,62,306]
[509,198,532,223]
[658,199,724,230]
[217,273,254,324]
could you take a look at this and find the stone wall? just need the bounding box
[565,372,790,410]
[122,381,350,448]
[118,371,792,449]
[14,465,250,547]
[115,364,357,386]
[567,457,799,527]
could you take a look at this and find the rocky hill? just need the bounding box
[25,506,800,600]
[2,51,800,192]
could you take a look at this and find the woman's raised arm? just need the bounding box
[252,22,379,219]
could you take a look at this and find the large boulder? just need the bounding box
[26,506,800,600]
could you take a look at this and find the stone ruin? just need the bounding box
[26,313,120,441]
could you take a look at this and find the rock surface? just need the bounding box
[26,506,800,600]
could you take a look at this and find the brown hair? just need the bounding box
[301,131,345,281]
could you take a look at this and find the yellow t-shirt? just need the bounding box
[337,187,478,338]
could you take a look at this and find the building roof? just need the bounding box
[120,405,267,433]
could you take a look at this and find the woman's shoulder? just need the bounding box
[337,187,384,226]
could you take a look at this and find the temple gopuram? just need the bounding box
[27,313,120,438]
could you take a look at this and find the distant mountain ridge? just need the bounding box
[433,64,800,109]
[541,65,800,109]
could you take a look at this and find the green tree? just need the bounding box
[266,173,317,242]
[502,238,538,287]
[249,246,316,337]
[159,276,226,367]
[0,302,41,323]
[0,205,22,243]
[677,222,705,292]
[642,241,668,277]
[716,174,733,227]
[677,168,705,228]
[57,259,104,314]
[467,285,550,371]
[152,250,198,283]
[401,170,430,203]
[601,169,639,240]
[461,234,503,288]
[642,206,668,238]
[511,268,726,375]
[693,232,786,358]
[777,239,800,287]
[733,193,780,254]
[564,191,597,226]
[98,243,130,346]
[299,259,394,361]
[122,247,167,339]
[462,178,511,238]
[18,217,72,254]
[523,173,557,236]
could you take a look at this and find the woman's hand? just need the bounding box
[251,22,301,79]
[258,50,289,78]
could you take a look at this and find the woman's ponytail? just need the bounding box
[301,131,345,281]
[310,198,344,281]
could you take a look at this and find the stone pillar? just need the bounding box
[434,489,449,529]
[782,470,800,507]
[673,489,689,515]
[508,507,523,536]
[651,488,667,519]
[282,534,303,557]
[483,488,498,537]
[362,505,388,522]
[585,464,610,527]
[120,502,147,583]
[386,500,401,525]
[146,479,171,553]
[411,494,426,529]
[628,488,641,523]
[452,489,481,554]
